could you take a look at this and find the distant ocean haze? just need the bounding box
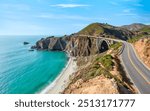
[0,35,68,94]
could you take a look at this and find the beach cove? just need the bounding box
[41,56,77,94]
[0,35,70,94]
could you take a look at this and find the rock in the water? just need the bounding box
[28,49,34,51]
[31,45,37,49]
[23,42,29,45]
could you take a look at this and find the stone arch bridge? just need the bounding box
[72,35,117,54]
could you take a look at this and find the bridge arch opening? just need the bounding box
[99,40,109,53]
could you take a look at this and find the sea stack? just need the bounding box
[23,42,30,45]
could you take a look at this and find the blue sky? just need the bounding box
[0,0,149,35]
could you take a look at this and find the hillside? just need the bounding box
[140,26,150,33]
[134,38,150,68]
[32,22,142,94]
[63,44,136,94]
[121,23,150,43]
[78,23,134,40]
[121,23,146,31]
[122,23,150,35]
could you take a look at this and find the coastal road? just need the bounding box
[76,35,150,93]
[121,42,150,94]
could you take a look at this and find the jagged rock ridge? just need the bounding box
[34,36,112,56]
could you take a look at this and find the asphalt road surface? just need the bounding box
[121,42,150,94]
[78,35,150,94]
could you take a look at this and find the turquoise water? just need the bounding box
[0,35,68,94]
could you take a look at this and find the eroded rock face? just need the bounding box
[65,36,100,56]
[134,38,150,68]
[64,75,119,94]
[33,36,110,56]
[36,37,67,51]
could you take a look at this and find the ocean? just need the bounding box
[0,35,68,94]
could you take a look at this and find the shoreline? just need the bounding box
[40,55,77,94]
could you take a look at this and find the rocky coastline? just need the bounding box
[32,22,150,94]
[32,35,108,56]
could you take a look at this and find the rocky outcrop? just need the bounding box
[35,37,67,51]
[33,23,150,56]
[64,75,119,94]
[32,36,111,56]
[134,38,150,68]
[65,36,101,56]
[23,42,29,45]
[63,51,136,94]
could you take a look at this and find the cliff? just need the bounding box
[35,37,67,51]
[33,35,111,56]
[32,23,139,56]
[134,38,150,68]
[33,23,150,56]
[63,45,136,94]
[32,22,140,94]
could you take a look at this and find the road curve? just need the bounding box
[77,35,150,93]
[121,42,150,94]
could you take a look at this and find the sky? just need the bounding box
[0,0,150,35]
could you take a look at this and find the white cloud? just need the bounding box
[50,4,90,8]
[38,14,89,20]
[37,14,108,22]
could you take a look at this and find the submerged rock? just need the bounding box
[31,45,37,49]
[28,49,34,51]
[23,42,29,45]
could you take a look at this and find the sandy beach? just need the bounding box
[40,57,77,94]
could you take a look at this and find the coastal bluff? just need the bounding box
[32,23,141,56]
[32,35,114,57]
[31,22,148,94]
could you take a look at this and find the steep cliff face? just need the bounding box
[34,22,150,56]
[36,37,67,51]
[34,36,110,57]
[65,36,100,56]
[134,38,150,68]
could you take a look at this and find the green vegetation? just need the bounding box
[140,26,150,33]
[79,23,105,35]
[97,55,114,71]
[128,26,150,43]
[68,53,135,93]
[128,36,143,43]
[72,54,114,82]
[78,22,133,40]
[74,54,125,84]
[110,42,122,50]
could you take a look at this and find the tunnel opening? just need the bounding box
[99,41,109,53]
